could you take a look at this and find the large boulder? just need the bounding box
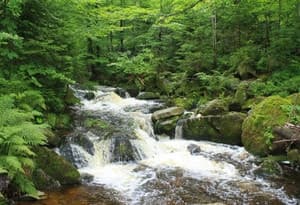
[154,116,180,137]
[198,99,228,116]
[31,169,61,190]
[242,96,291,156]
[152,107,184,122]
[33,147,80,186]
[110,137,140,162]
[137,92,160,100]
[182,112,247,145]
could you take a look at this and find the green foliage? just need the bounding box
[0,95,47,197]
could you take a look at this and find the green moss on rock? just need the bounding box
[287,149,300,163]
[32,169,61,190]
[242,96,291,156]
[33,147,80,185]
[199,99,228,116]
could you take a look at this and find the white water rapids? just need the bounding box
[62,86,298,205]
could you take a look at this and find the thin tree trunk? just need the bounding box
[212,12,217,67]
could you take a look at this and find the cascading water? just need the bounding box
[58,86,298,205]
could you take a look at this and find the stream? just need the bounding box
[19,86,300,205]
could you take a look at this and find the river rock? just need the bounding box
[110,137,140,162]
[33,147,80,185]
[84,92,95,100]
[152,107,184,122]
[187,144,201,155]
[60,144,90,168]
[32,168,61,190]
[80,173,94,183]
[242,96,292,156]
[198,99,228,116]
[182,112,247,145]
[254,158,283,177]
[154,116,179,138]
[137,92,160,100]
[114,88,130,98]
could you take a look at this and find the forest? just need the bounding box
[0,0,300,204]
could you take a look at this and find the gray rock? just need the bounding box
[187,144,201,155]
[137,92,160,100]
[84,92,95,100]
[198,99,228,116]
[152,107,184,122]
[80,173,94,183]
[182,112,247,145]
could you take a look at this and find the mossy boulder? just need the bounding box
[31,169,61,190]
[154,116,180,137]
[287,149,300,164]
[152,107,184,122]
[287,93,300,105]
[254,158,283,177]
[242,96,292,156]
[182,112,246,145]
[198,99,228,116]
[33,147,80,186]
[137,92,160,100]
[84,92,95,100]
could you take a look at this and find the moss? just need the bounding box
[255,158,283,177]
[242,96,265,110]
[65,87,80,105]
[234,81,249,105]
[173,97,195,110]
[33,147,80,185]
[47,113,72,129]
[199,99,229,116]
[287,93,300,105]
[84,118,110,129]
[182,117,219,141]
[210,112,247,145]
[31,169,61,190]
[242,96,291,156]
[136,92,160,100]
[154,116,179,137]
[287,149,300,163]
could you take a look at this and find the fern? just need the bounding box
[0,95,47,196]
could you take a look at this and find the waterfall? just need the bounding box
[59,86,298,205]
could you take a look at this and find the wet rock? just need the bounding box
[182,112,246,145]
[80,173,94,184]
[287,149,300,163]
[254,158,283,177]
[110,137,140,162]
[242,96,291,156]
[154,116,179,138]
[84,92,95,100]
[114,88,130,98]
[187,144,201,155]
[152,107,184,122]
[33,147,80,185]
[32,168,61,190]
[198,99,228,116]
[60,144,90,168]
[137,92,160,100]
[71,134,95,155]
